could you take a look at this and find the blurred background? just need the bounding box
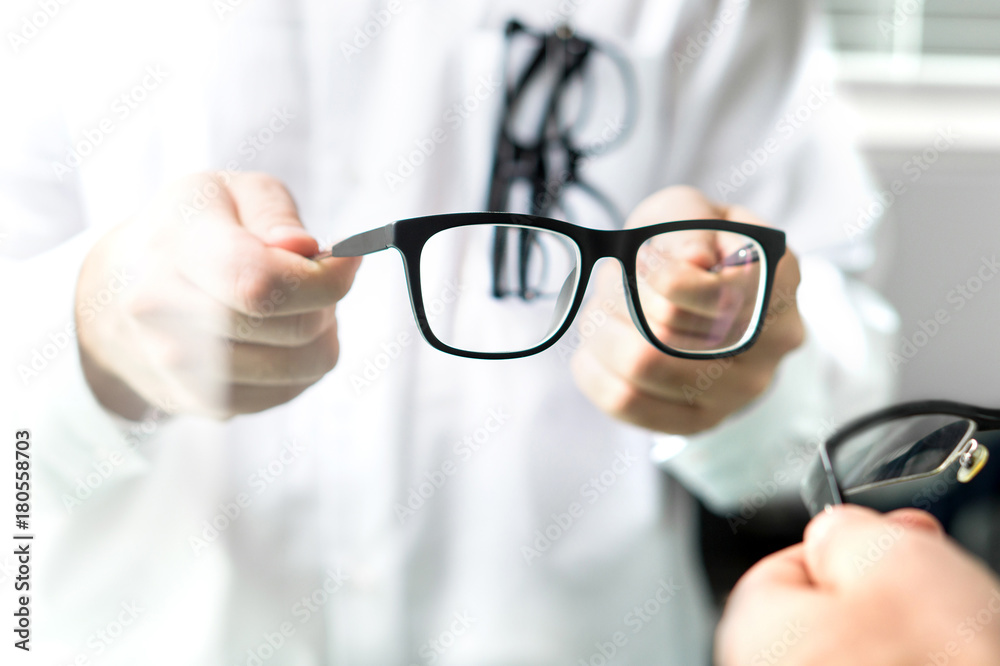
[700,0,1000,608]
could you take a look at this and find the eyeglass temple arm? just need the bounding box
[801,447,844,517]
[312,223,395,260]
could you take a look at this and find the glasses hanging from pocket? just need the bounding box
[485,19,638,301]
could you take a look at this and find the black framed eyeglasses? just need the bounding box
[486,20,638,302]
[315,212,786,360]
[801,400,997,517]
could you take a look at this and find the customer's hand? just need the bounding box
[716,505,1000,666]
[570,185,803,434]
[76,172,361,419]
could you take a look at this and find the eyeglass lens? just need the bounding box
[420,224,580,354]
[417,223,769,356]
[834,414,976,493]
[635,230,766,354]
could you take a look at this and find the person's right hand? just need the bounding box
[716,505,1000,666]
[76,172,361,420]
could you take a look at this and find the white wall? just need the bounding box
[845,74,1000,404]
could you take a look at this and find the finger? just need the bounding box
[634,287,725,340]
[180,230,361,316]
[721,203,769,227]
[202,305,336,348]
[717,545,822,666]
[166,173,361,315]
[573,313,690,401]
[124,271,335,348]
[576,301,776,403]
[884,508,945,537]
[165,382,315,420]
[625,185,726,228]
[639,262,730,318]
[638,228,721,272]
[226,324,341,386]
[226,383,315,417]
[227,172,318,255]
[638,272,757,336]
[734,544,813,593]
[570,346,733,434]
[803,505,921,590]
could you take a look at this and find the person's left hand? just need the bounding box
[570,185,804,435]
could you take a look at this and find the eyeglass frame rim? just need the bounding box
[801,399,1000,516]
[324,211,786,360]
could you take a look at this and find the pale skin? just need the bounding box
[76,172,360,420]
[570,185,805,435]
[716,505,1000,666]
[77,176,801,435]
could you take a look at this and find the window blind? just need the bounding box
[824,0,1000,57]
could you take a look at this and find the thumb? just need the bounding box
[628,185,726,270]
[626,184,725,225]
[228,172,319,256]
[802,505,942,590]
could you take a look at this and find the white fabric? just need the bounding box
[0,0,896,664]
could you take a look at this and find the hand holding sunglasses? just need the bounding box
[802,400,996,516]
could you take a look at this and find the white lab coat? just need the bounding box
[0,0,897,664]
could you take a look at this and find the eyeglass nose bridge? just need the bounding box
[575,229,683,354]
[571,236,663,356]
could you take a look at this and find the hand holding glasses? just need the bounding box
[314,212,786,360]
[802,400,996,516]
